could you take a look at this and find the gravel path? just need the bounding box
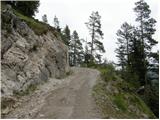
[5,67,102,119]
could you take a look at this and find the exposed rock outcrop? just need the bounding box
[1,5,69,103]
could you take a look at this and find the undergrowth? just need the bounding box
[1,2,59,36]
[92,63,156,118]
[13,10,51,35]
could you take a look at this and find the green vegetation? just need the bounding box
[1,1,158,118]
[69,30,84,66]
[92,63,156,118]
[133,95,155,117]
[85,11,105,63]
[1,2,58,36]
[99,65,116,82]
[115,0,159,117]
[3,1,39,17]
[14,10,56,35]
[113,94,127,112]
[14,10,49,35]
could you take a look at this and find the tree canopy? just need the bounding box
[5,1,40,17]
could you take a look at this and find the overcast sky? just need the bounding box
[35,0,159,63]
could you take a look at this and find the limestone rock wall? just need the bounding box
[1,7,69,99]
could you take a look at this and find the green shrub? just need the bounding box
[87,61,97,68]
[99,64,116,82]
[113,94,127,112]
[116,81,135,92]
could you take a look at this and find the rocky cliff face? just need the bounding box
[1,6,69,100]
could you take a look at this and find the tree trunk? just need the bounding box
[91,24,95,56]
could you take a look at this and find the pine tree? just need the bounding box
[115,22,134,72]
[134,0,157,85]
[115,41,126,71]
[115,1,158,116]
[70,31,83,66]
[149,51,159,74]
[85,11,105,61]
[53,15,61,32]
[62,25,71,46]
[95,54,102,64]
[144,50,159,118]
[42,14,48,23]
[84,39,92,65]
[61,25,72,65]
[129,28,143,84]
[10,1,40,17]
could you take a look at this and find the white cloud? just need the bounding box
[35,0,159,63]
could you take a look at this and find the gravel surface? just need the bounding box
[4,67,102,119]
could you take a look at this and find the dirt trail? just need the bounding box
[5,67,102,119]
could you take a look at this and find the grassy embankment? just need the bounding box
[90,63,156,118]
[1,2,58,36]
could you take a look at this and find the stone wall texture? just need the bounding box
[1,7,69,99]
